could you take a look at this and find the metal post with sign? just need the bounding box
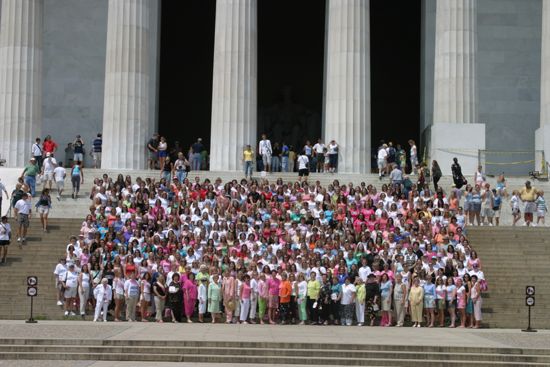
[26,276,38,324]
[522,285,536,332]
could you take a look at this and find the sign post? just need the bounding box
[26,276,38,324]
[522,285,536,332]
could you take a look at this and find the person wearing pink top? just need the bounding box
[257,274,268,324]
[222,271,236,323]
[183,273,198,323]
[266,270,281,324]
[239,274,252,323]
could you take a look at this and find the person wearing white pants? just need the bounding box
[240,275,252,323]
[93,278,112,322]
[355,278,366,326]
[78,265,91,317]
[393,274,407,327]
[249,273,258,323]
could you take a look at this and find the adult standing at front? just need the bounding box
[157,136,168,171]
[63,263,79,316]
[408,140,418,175]
[20,157,39,197]
[70,161,84,200]
[14,193,31,244]
[242,145,254,179]
[183,273,198,323]
[91,133,102,168]
[520,181,537,226]
[431,160,443,191]
[470,275,482,328]
[0,179,8,216]
[173,152,190,183]
[31,138,43,170]
[73,135,85,167]
[147,133,159,170]
[124,272,141,322]
[78,264,91,318]
[0,216,11,264]
[93,278,112,322]
[266,270,280,324]
[409,277,424,327]
[258,134,272,173]
[327,140,339,173]
[152,274,167,323]
[297,151,309,183]
[377,144,388,180]
[313,139,325,172]
[191,138,204,171]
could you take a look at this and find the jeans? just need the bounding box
[271,156,280,172]
[244,161,253,177]
[192,153,202,171]
[176,170,187,183]
[24,175,36,197]
[281,156,288,172]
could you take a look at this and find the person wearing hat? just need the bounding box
[93,278,112,322]
[20,157,39,197]
[63,263,79,317]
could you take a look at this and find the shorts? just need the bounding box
[493,208,501,218]
[262,153,271,167]
[0,240,10,246]
[437,299,446,310]
[37,206,49,215]
[17,214,29,228]
[512,207,520,215]
[114,293,124,300]
[471,203,481,213]
[140,293,151,302]
[298,168,309,177]
[44,172,54,182]
[56,180,64,190]
[64,286,77,298]
[377,159,385,169]
[158,150,168,158]
[463,202,471,212]
[92,152,102,162]
[329,154,338,167]
[537,209,546,218]
[56,281,64,291]
[524,202,536,214]
[149,151,158,160]
[73,153,84,162]
[268,294,279,309]
[482,207,494,217]
[424,294,435,309]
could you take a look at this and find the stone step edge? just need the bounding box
[1,345,549,361]
[1,339,549,355]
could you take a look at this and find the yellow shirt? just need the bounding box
[520,187,536,202]
[243,150,254,162]
[306,280,320,300]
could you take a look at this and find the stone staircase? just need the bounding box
[0,338,549,366]
[468,227,550,329]
[0,218,82,320]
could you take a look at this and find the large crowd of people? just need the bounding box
[50,169,489,328]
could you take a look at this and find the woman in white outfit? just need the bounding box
[93,278,112,322]
[78,264,91,318]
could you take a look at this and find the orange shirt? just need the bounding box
[279,280,292,303]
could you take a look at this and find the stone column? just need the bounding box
[323,0,371,174]
[430,0,484,175]
[210,0,257,172]
[536,0,550,170]
[102,0,151,169]
[0,0,43,167]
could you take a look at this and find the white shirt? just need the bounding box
[54,263,67,282]
[42,157,57,173]
[54,167,66,182]
[0,222,11,241]
[377,148,388,161]
[14,199,31,215]
[312,143,325,154]
[65,271,79,288]
[328,143,338,154]
[340,283,356,305]
[32,143,42,157]
[259,139,272,155]
[297,155,309,170]
[358,265,372,282]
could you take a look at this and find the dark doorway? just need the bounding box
[370,1,421,165]
[158,0,215,154]
[257,0,326,150]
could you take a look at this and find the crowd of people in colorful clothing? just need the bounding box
[51,167,489,328]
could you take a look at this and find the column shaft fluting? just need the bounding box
[210,0,257,172]
[433,0,477,124]
[323,0,371,174]
[541,0,550,126]
[102,0,150,169]
[0,0,43,167]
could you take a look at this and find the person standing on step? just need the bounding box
[73,135,85,167]
[70,161,84,199]
[31,137,43,170]
[147,133,160,170]
[41,152,58,191]
[53,162,66,200]
[297,150,309,183]
[63,263,79,317]
[520,181,537,226]
[53,258,67,306]
[191,138,204,171]
[243,145,254,179]
[35,188,52,232]
[93,278,112,322]
[124,272,141,322]
[78,264,91,318]
[258,134,272,173]
[91,133,102,169]
[14,192,31,244]
[21,157,39,197]
[0,216,11,264]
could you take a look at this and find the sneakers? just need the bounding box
[57,301,63,306]
[64,311,69,316]
[56,195,61,201]
[17,237,21,242]
[70,311,76,316]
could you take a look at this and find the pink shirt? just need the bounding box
[266,277,280,296]
[241,283,251,300]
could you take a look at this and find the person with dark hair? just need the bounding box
[70,160,84,199]
[0,216,11,264]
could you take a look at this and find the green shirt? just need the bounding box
[356,284,366,303]
[307,280,320,300]
[23,164,39,177]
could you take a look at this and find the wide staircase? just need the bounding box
[1,338,550,366]
[468,227,550,329]
[0,218,82,320]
